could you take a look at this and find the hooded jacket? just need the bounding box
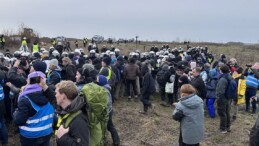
[173,94,204,144]
[141,65,156,94]
[56,95,89,146]
[216,73,232,100]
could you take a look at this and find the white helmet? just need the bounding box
[149,51,155,55]
[90,50,96,54]
[74,49,81,54]
[156,52,160,56]
[106,50,111,55]
[42,50,49,55]
[52,50,60,57]
[40,48,46,52]
[114,48,120,52]
[110,52,115,55]
[62,52,68,57]
[57,42,62,45]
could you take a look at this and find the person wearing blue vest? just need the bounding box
[245,65,259,113]
[13,72,54,146]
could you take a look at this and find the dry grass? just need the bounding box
[108,94,256,146]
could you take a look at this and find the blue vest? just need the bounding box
[19,96,54,138]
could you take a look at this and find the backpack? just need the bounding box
[224,77,237,99]
[156,70,166,85]
[80,83,109,146]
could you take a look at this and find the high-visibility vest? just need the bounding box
[2,38,5,43]
[19,96,54,138]
[52,40,56,45]
[32,44,39,52]
[22,40,27,46]
[99,66,112,80]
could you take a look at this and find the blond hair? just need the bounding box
[180,84,197,95]
[62,57,72,65]
[56,81,78,100]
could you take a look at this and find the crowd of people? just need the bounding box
[0,39,258,146]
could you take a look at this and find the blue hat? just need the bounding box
[97,75,108,86]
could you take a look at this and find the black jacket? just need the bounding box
[61,64,76,82]
[7,67,27,88]
[142,72,156,95]
[191,75,207,100]
[56,95,89,146]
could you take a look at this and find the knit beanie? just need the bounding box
[97,75,108,86]
[32,61,47,73]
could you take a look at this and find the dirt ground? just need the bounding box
[6,93,257,146]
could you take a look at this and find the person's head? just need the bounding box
[76,68,90,83]
[30,61,47,73]
[128,57,136,64]
[96,75,108,86]
[27,71,46,85]
[192,67,201,77]
[62,57,72,66]
[55,81,78,109]
[219,65,230,74]
[49,59,59,71]
[180,84,197,97]
[102,56,111,67]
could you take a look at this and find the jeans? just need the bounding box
[0,116,8,145]
[217,98,231,130]
[107,112,120,145]
[245,88,257,113]
[206,98,216,118]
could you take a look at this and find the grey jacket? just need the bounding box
[215,73,232,100]
[173,94,204,144]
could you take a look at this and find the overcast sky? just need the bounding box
[0,0,259,43]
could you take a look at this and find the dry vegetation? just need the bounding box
[3,40,259,146]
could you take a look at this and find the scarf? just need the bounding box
[18,84,42,102]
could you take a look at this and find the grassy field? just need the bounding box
[3,41,259,146]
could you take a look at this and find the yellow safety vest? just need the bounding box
[2,38,5,43]
[99,66,112,80]
[32,44,39,52]
[52,40,56,45]
[22,40,27,46]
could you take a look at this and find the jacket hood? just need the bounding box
[180,94,203,109]
[103,84,111,91]
[27,91,49,106]
[57,94,85,115]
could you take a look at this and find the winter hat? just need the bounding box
[32,61,47,73]
[97,75,108,86]
[28,71,46,79]
[102,56,111,65]
[49,59,60,69]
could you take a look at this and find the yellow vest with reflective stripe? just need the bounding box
[33,44,39,52]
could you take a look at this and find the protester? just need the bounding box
[173,84,204,146]
[216,65,232,133]
[55,81,89,146]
